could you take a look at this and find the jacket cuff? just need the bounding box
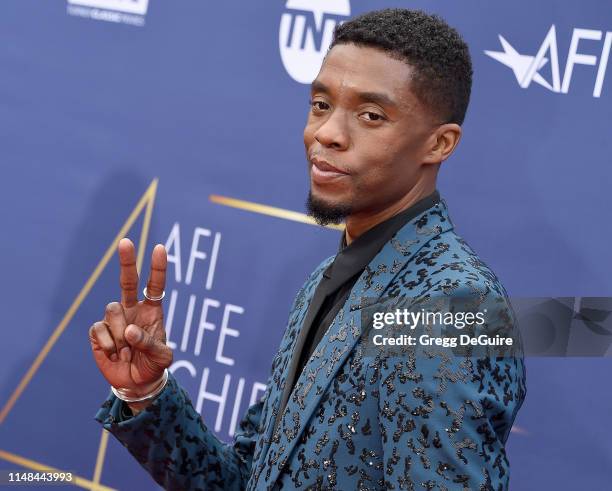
[94,371,180,430]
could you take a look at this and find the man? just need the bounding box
[90,8,526,490]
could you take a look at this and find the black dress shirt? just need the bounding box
[289,190,441,395]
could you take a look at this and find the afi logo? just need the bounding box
[485,25,611,97]
[279,0,351,84]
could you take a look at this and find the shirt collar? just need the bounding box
[323,189,441,288]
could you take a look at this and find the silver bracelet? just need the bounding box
[111,369,169,403]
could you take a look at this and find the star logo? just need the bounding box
[485,36,551,90]
[485,25,561,92]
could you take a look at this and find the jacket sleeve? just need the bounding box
[94,370,267,491]
[93,256,334,490]
[374,292,527,490]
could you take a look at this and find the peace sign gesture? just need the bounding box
[89,238,173,399]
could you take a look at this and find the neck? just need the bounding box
[344,180,436,246]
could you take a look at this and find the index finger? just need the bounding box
[118,238,139,308]
[144,244,167,306]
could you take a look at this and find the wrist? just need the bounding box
[126,399,154,416]
[111,369,169,404]
[132,374,166,397]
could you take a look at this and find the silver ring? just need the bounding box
[143,286,165,302]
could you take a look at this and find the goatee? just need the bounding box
[305,190,351,226]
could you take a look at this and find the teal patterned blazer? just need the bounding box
[95,198,526,490]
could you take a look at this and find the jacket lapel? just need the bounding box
[261,199,454,489]
[249,256,334,487]
[271,271,332,435]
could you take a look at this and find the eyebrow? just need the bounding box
[310,80,398,109]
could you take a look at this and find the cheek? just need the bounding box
[353,138,401,180]
[303,116,318,147]
[352,142,419,196]
[303,125,312,145]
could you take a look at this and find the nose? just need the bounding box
[313,109,349,151]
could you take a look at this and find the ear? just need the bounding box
[423,123,462,164]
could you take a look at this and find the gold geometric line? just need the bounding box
[510,425,529,435]
[92,179,158,485]
[0,178,159,425]
[209,194,345,231]
[92,431,109,485]
[0,449,117,491]
[137,178,158,275]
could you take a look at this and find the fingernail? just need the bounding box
[120,346,131,362]
[110,352,118,362]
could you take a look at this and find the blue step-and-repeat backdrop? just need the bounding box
[1,1,611,489]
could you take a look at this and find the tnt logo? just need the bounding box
[279,0,351,84]
[485,25,611,97]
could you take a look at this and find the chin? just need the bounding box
[306,187,352,226]
[309,185,344,207]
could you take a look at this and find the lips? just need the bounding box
[310,157,350,184]
[310,162,348,185]
[310,157,349,175]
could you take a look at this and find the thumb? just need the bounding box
[125,324,172,365]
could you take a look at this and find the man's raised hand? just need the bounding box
[88,238,173,396]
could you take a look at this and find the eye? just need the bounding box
[360,111,386,122]
[310,99,330,112]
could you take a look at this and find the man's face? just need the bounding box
[304,43,439,224]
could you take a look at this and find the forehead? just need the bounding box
[313,43,418,107]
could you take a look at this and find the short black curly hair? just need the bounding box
[330,8,473,126]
